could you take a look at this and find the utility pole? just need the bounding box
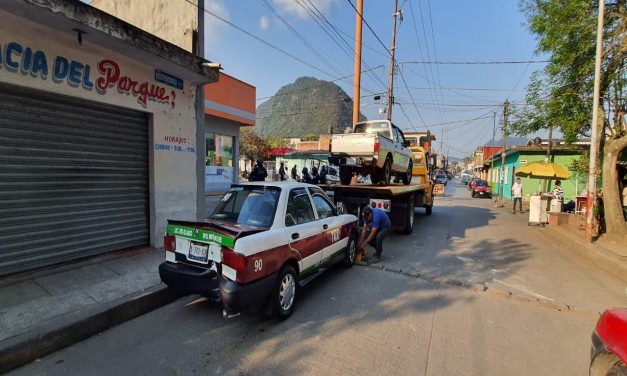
[499,100,509,204]
[586,0,605,243]
[196,0,206,220]
[491,111,496,186]
[386,0,400,121]
[352,0,364,126]
[542,125,553,193]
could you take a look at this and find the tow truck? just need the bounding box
[321,142,434,238]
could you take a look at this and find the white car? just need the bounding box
[329,120,413,185]
[159,181,359,319]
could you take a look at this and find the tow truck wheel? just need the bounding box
[402,161,413,185]
[402,195,415,234]
[271,265,298,320]
[342,236,357,267]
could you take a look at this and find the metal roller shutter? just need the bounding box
[0,83,149,276]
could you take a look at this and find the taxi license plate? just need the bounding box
[188,242,209,263]
[480,192,485,195]
[345,157,357,166]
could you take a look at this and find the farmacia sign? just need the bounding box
[0,41,180,108]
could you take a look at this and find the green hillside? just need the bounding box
[255,76,367,138]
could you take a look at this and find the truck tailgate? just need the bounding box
[331,134,375,155]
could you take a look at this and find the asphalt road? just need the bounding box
[10,181,627,376]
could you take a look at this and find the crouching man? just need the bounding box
[358,206,391,261]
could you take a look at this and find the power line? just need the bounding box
[406,86,526,92]
[401,60,550,65]
[183,0,342,81]
[346,0,392,56]
[259,0,346,78]
[425,0,450,128]
[297,0,388,92]
[406,0,441,128]
[256,65,384,101]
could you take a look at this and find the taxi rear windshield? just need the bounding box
[353,121,391,139]
[209,186,280,227]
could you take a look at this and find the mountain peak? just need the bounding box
[255,76,366,138]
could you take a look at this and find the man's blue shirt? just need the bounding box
[371,208,391,230]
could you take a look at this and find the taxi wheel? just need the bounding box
[342,236,356,268]
[271,265,298,320]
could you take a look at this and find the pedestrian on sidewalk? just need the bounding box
[291,164,298,181]
[512,177,523,214]
[358,206,391,261]
[278,162,286,181]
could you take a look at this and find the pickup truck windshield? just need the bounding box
[353,121,391,139]
[209,186,280,227]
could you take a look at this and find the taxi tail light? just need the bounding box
[329,138,332,153]
[383,202,389,210]
[374,139,380,154]
[164,235,176,252]
[371,202,376,208]
[222,249,246,271]
[377,202,382,208]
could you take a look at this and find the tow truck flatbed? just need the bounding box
[318,182,430,196]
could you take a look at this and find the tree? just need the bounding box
[517,0,627,239]
[240,128,270,171]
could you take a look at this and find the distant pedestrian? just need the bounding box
[248,159,267,182]
[511,177,523,214]
[552,180,564,202]
[301,167,312,183]
[319,165,328,184]
[291,164,298,180]
[359,206,391,261]
[311,166,320,184]
[278,162,286,181]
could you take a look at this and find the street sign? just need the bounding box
[501,152,507,157]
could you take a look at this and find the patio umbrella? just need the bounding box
[515,161,571,179]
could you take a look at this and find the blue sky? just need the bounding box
[202,0,545,158]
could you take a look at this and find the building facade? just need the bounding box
[487,147,587,202]
[91,0,257,195]
[0,0,218,275]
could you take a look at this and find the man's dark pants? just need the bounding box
[513,197,523,212]
[367,227,390,258]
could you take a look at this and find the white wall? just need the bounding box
[0,10,200,247]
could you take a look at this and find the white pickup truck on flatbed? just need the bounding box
[329,120,413,185]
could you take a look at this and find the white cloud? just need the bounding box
[204,0,229,46]
[271,0,336,19]
[260,15,270,30]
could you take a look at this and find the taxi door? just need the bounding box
[284,187,323,277]
[308,187,346,265]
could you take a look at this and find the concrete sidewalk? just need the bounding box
[0,247,181,374]
[0,193,224,373]
[496,198,627,284]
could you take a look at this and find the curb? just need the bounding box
[356,263,596,316]
[0,284,181,374]
[545,226,627,284]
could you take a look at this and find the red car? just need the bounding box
[471,180,492,198]
[590,308,627,375]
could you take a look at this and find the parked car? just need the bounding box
[159,182,359,319]
[435,173,448,185]
[329,120,413,185]
[471,180,492,198]
[590,308,627,376]
[468,177,478,191]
